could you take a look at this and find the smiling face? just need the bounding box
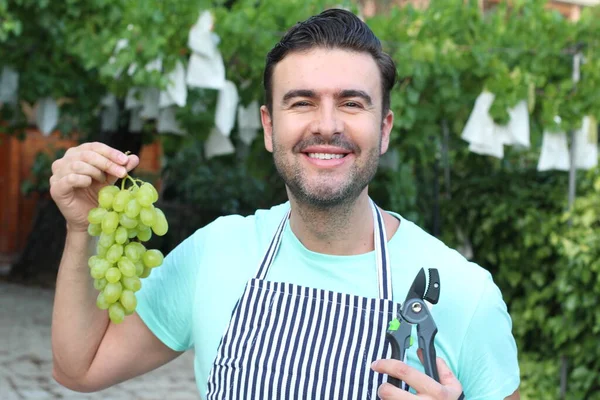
[261,48,394,208]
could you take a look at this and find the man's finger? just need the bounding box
[377,382,417,400]
[371,359,440,395]
[106,154,140,185]
[79,142,130,166]
[416,349,462,391]
[436,357,462,389]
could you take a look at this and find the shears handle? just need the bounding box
[386,322,411,389]
[418,325,440,382]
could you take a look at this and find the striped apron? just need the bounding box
[206,200,396,399]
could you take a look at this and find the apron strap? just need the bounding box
[255,208,291,281]
[372,199,392,300]
[255,200,393,300]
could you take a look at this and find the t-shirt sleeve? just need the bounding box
[458,276,520,399]
[135,230,204,352]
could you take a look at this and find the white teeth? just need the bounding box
[308,153,345,160]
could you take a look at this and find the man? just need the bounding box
[50,9,520,400]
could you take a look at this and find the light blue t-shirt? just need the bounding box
[136,202,520,399]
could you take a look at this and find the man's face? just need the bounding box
[261,48,394,208]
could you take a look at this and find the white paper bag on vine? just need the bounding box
[126,88,142,110]
[35,97,59,136]
[0,67,19,104]
[186,51,226,90]
[157,107,186,135]
[159,61,187,108]
[461,91,504,158]
[186,11,225,90]
[215,81,239,137]
[101,94,119,132]
[537,129,570,171]
[237,100,261,145]
[496,100,530,149]
[188,11,217,57]
[205,127,235,159]
[573,116,598,170]
[140,88,160,119]
[129,108,143,133]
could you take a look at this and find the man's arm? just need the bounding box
[49,143,182,392]
[505,389,520,400]
[51,229,181,392]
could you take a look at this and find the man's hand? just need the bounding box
[371,353,463,400]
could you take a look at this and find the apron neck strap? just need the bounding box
[254,200,393,300]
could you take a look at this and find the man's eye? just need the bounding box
[292,101,310,107]
[344,102,362,108]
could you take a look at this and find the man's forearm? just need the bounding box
[51,229,109,381]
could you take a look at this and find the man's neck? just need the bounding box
[288,192,376,256]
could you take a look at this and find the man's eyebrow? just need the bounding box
[281,89,373,106]
[282,89,316,104]
[337,90,373,106]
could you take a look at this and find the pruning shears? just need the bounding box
[386,267,441,391]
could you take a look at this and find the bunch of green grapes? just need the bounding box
[86,175,168,324]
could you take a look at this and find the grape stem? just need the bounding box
[121,174,141,191]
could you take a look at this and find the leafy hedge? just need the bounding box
[440,155,600,398]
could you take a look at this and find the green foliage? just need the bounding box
[161,138,286,216]
[0,0,210,139]
[21,148,66,196]
[441,162,600,398]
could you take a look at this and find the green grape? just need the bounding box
[122,276,141,292]
[101,211,119,234]
[124,242,144,261]
[125,199,142,219]
[105,267,122,283]
[106,244,124,264]
[98,185,119,209]
[90,260,110,280]
[88,208,108,224]
[119,290,137,312]
[113,189,132,212]
[139,206,157,227]
[137,225,152,242]
[139,267,152,278]
[109,303,125,324]
[114,226,128,245]
[88,255,100,269]
[136,184,155,207]
[134,261,144,276]
[119,213,138,229]
[99,231,116,248]
[103,282,123,304]
[148,183,159,203]
[88,223,102,237]
[94,278,108,291]
[152,208,168,236]
[96,243,108,257]
[127,228,138,239]
[142,249,164,268]
[96,292,110,310]
[118,257,136,278]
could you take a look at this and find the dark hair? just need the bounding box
[263,8,397,116]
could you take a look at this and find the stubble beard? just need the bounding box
[272,134,381,210]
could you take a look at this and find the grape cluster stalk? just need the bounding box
[86,175,168,324]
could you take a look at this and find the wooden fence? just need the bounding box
[0,129,162,259]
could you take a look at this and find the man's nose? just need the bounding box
[310,102,343,137]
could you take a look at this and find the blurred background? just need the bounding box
[1,0,600,399]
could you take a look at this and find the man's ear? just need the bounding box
[380,109,394,155]
[261,105,273,153]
